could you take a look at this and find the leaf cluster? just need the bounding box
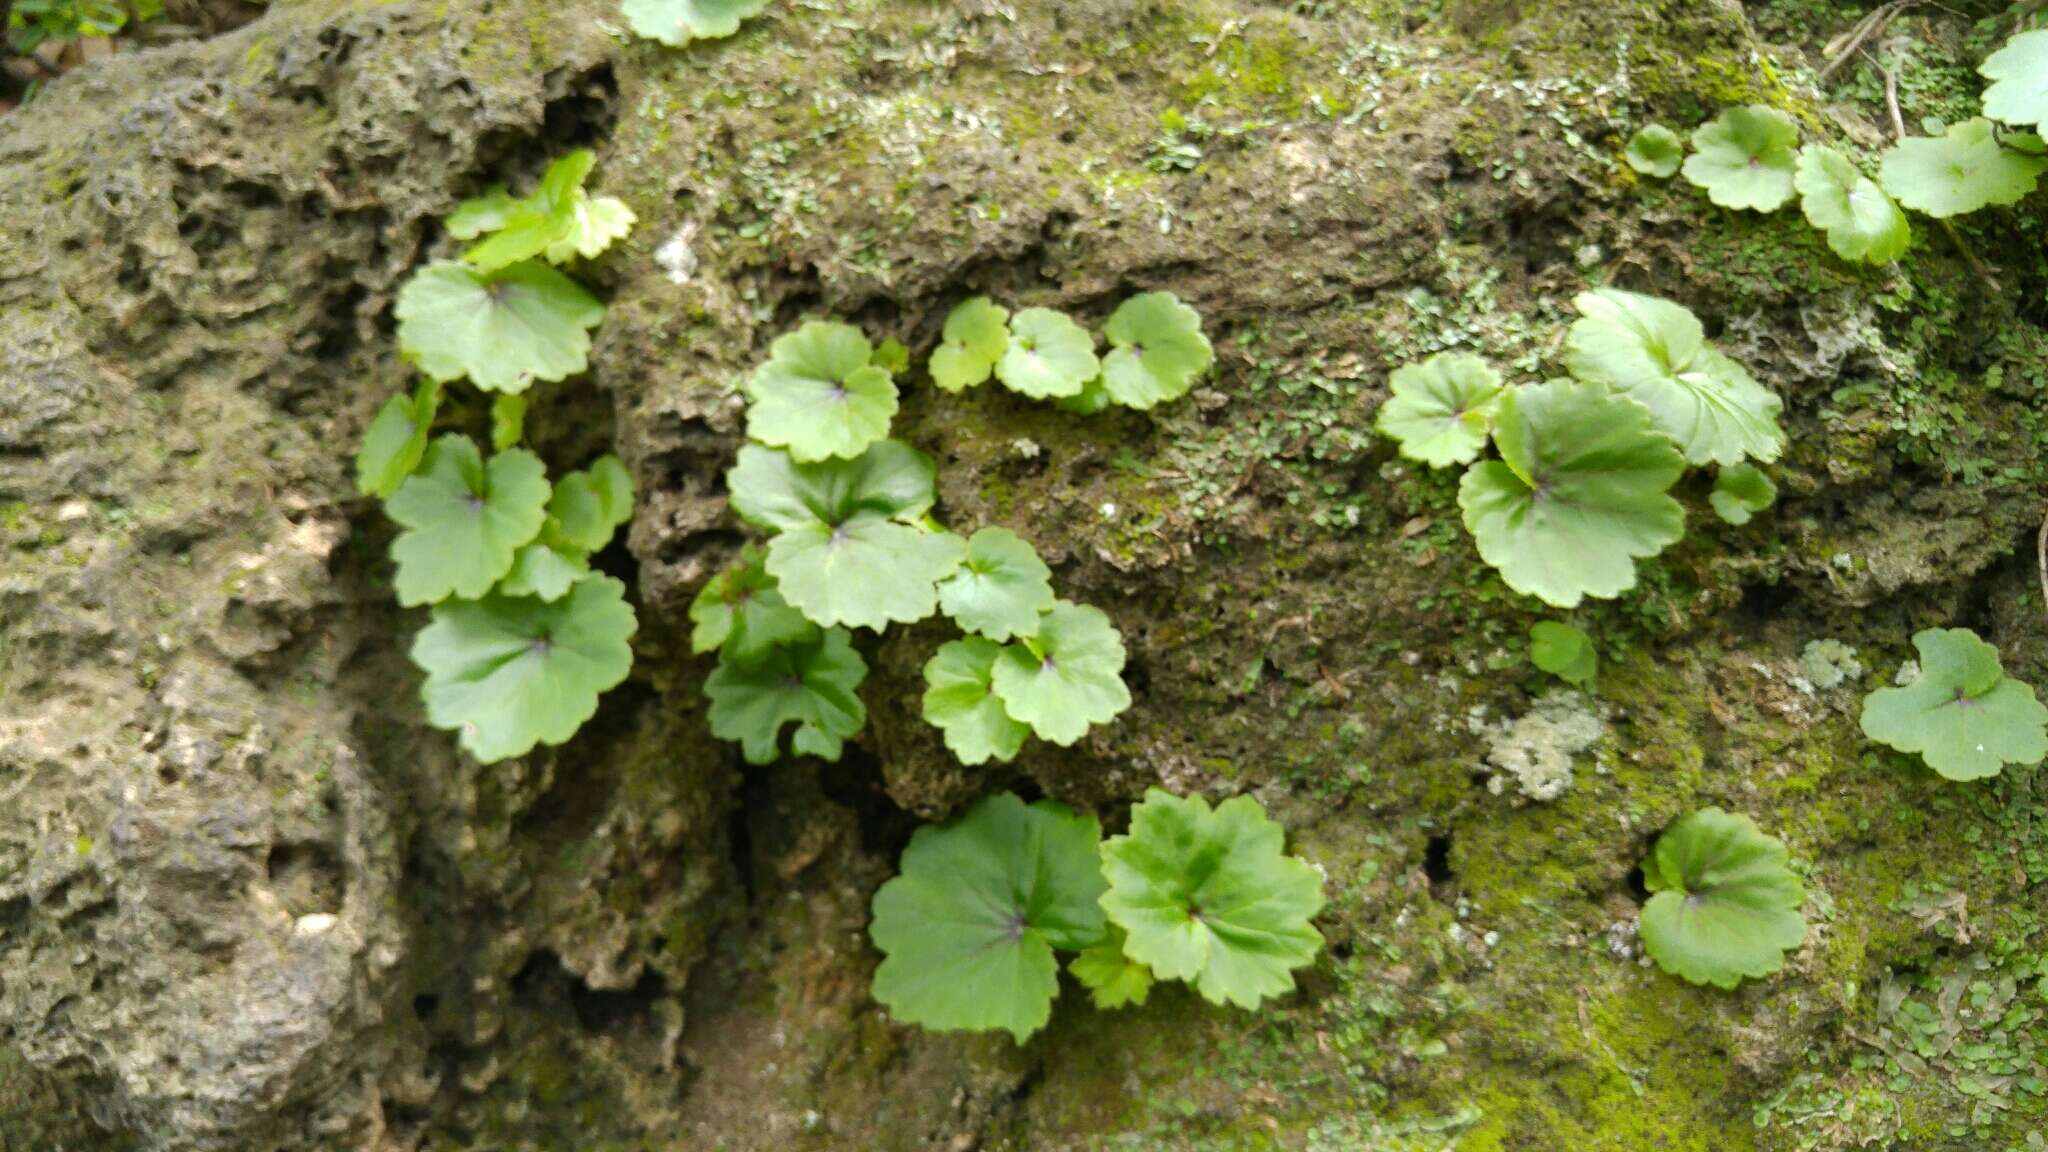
[868,789,1325,1041]
[932,291,1215,412]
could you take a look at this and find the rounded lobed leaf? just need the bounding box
[1624,123,1684,178]
[1709,462,1777,527]
[929,297,1011,393]
[1638,808,1806,990]
[988,601,1132,745]
[546,454,636,554]
[620,0,770,46]
[767,519,966,631]
[1374,352,1504,468]
[355,380,441,499]
[727,440,937,534]
[1457,380,1685,609]
[1681,105,1800,212]
[1565,288,1784,466]
[937,527,1057,641]
[1878,119,2048,218]
[386,436,551,606]
[745,320,899,462]
[996,308,1100,399]
[1980,28,2048,136]
[1794,145,1911,264]
[921,637,1032,766]
[410,574,638,764]
[689,544,818,663]
[705,626,867,765]
[545,195,637,264]
[498,543,587,602]
[1099,789,1326,1010]
[1068,926,1154,1010]
[1859,628,2048,781]
[1099,291,1214,410]
[395,260,604,394]
[1529,621,1596,687]
[870,793,1107,1042]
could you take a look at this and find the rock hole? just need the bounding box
[265,841,344,917]
[1422,833,1454,898]
[1624,865,1650,905]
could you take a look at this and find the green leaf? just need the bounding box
[1565,288,1785,467]
[1681,105,1800,211]
[745,320,899,462]
[619,0,769,46]
[1794,145,1911,264]
[1639,808,1806,990]
[1055,375,1115,416]
[1624,124,1684,178]
[386,436,551,606]
[458,151,594,271]
[929,297,1010,393]
[921,637,1031,766]
[499,543,587,602]
[1099,291,1214,410]
[1529,621,1596,687]
[546,455,635,553]
[937,527,1057,641]
[1069,926,1155,1009]
[1878,118,2048,218]
[545,195,636,264]
[869,793,1107,1042]
[490,393,527,452]
[1374,352,1504,468]
[1457,380,1686,608]
[705,626,867,765]
[445,185,520,242]
[1099,789,1325,1009]
[1981,28,2048,136]
[355,380,441,499]
[1710,462,1777,526]
[689,544,819,663]
[996,308,1099,399]
[410,574,638,763]
[1858,628,2048,781]
[727,442,965,630]
[395,261,605,393]
[988,601,1131,745]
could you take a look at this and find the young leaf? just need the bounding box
[1099,291,1214,410]
[1980,29,2048,135]
[1682,106,1800,211]
[1794,145,1911,264]
[1529,621,1596,687]
[1068,926,1155,1009]
[1639,808,1805,990]
[1099,789,1325,1010]
[1878,119,2048,218]
[499,543,587,602]
[1374,352,1504,468]
[445,185,520,241]
[1055,375,1115,416]
[745,320,899,462]
[355,380,441,499]
[996,308,1100,399]
[704,626,867,765]
[922,637,1032,766]
[410,574,638,764]
[1859,628,2048,781]
[869,793,1108,1043]
[547,455,635,553]
[1624,124,1684,178]
[1565,288,1785,467]
[689,544,818,663]
[1710,462,1777,526]
[386,436,551,606]
[490,393,527,452]
[936,527,1057,642]
[1457,380,1686,608]
[459,151,595,272]
[546,195,637,264]
[930,297,1010,393]
[727,442,965,630]
[988,601,1132,745]
[620,0,769,47]
[395,260,605,393]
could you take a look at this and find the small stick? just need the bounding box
[2037,511,2047,622]
[1819,1,1913,84]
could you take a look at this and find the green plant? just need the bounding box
[921,638,1030,766]
[1529,621,1596,686]
[1639,808,1806,990]
[1709,462,1777,526]
[1979,28,2048,136]
[1859,628,2048,782]
[1100,789,1326,1009]
[986,601,1132,745]
[1069,925,1154,1009]
[1682,105,1800,212]
[996,307,1100,399]
[1099,291,1215,409]
[6,0,155,53]
[688,543,817,663]
[936,527,1056,642]
[705,626,867,763]
[446,151,635,271]
[394,261,605,393]
[1793,145,1911,264]
[355,380,441,499]
[743,320,900,462]
[1878,119,2047,219]
[620,0,768,47]
[1373,352,1503,468]
[929,297,1009,393]
[385,436,552,606]
[1624,124,1684,178]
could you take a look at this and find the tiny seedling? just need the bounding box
[355,380,442,499]
[447,151,636,270]
[1682,106,1800,212]
[690,544,818,663]
[1624,124,1684,178]
[1529,621,1597,687]
[1709,463,1777,527]
[1639,808,1806,990]
[1859,628,2048,781]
